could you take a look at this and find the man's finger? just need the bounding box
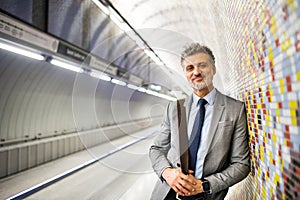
[172,184,186,196]
[178,178,195,192]
[175,183,191,196]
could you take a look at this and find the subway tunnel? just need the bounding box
[0,0,299,199]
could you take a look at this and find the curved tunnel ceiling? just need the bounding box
[108,0,227,93]
[0,0,228,96]
[47,0,196,95]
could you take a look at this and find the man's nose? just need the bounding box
[193,66,201,75]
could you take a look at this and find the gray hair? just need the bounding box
[180,43,215,66]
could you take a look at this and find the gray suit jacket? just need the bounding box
[149,90,250,200]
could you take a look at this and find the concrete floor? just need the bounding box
[0,126,159,200]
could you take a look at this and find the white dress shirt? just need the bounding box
[187,88,216,178]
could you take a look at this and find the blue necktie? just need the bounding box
[189,98,207,173]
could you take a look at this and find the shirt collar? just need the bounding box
[192,88,216,106]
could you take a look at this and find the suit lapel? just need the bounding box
[183,95,193,123]
[204,90,225,155]
[173,96,192,172]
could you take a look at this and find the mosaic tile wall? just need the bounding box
[219,0,300,199]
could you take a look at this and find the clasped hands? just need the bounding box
[162,167,204,196]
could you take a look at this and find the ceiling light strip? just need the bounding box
[90,70,112,81]
[0,41,44,61]
[50,58,83,73]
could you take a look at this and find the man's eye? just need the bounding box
[186,66,193,71]
[199,64,207,68]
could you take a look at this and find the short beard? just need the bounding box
[189,81,208,90]
[189,73,213,91]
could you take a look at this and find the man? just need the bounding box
[149,43,250,200]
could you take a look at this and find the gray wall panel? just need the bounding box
[0,151,8,177]
[44,142,52,162]
[28,145,37,168]
[58,140,64,158]
[51,141,59,160]
[36,143,44,165]
[7,148,18,175]
[19,146,28,171]
[64,138,70,156]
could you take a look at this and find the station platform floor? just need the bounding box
[0,125,159,200]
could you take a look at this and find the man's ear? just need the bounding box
[212,65,216,75]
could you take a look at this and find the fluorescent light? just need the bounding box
[136,85,176,101]
[127,84,139,90]
[144,88,177,101]
[92,0,110,15]
[90,71,111,81]
[50,59,83,73]
[111,78,126,86]
[150,84,162,91]
[0,42,44,60]
[138,87,146,93]
[146,89,158,96]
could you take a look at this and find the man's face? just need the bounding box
[182,53,216,91]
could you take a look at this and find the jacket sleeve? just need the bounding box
[205,103,250,193]
[149,102,173,180]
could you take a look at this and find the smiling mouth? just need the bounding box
[192,77,204,82]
